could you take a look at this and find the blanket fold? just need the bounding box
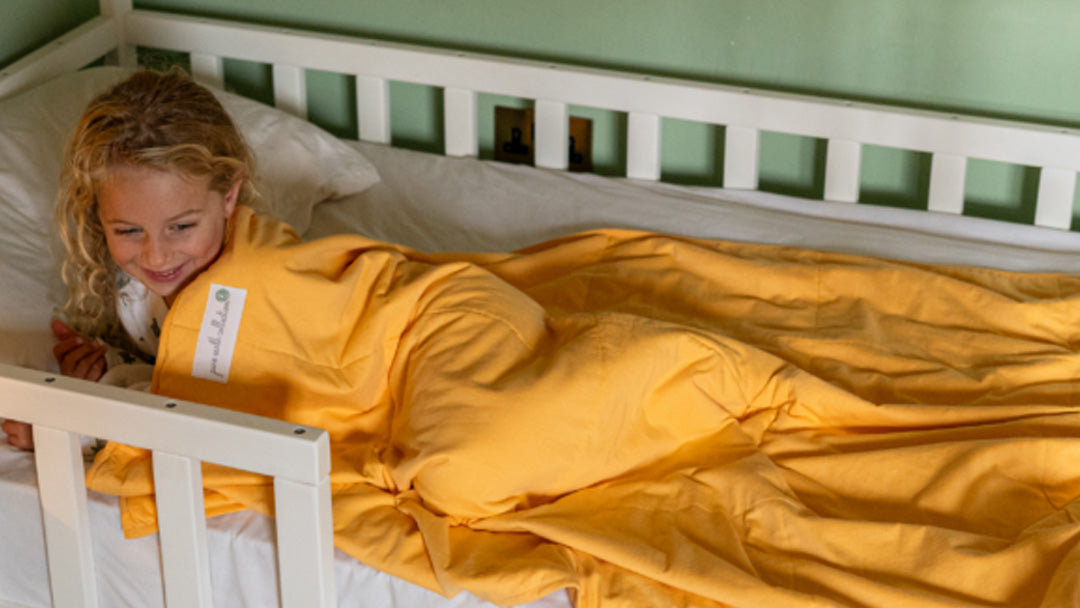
[86,207,1080,607]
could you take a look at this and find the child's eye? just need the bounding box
[114,228,141,237]
[171,222,197,232]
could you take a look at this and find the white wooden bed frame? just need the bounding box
[2,1,1079,607]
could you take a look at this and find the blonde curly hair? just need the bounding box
[57,67,257,343]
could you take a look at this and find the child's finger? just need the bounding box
[51,319,75,339]
[58,343,102,378]
[54,339,91,368]
[1,419,34,450]
[52,335,86,361]
[88,355,107,382]
[69,348,106,380]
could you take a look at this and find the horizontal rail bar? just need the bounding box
[0,16,120,99]
[0,363,329,484]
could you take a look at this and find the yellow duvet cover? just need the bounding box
[87,207,1080,607]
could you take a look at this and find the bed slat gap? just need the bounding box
[1034,168,1078,230]
[153,451,213,607]
[33,426,99,608]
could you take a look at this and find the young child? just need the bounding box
[1,68,256,449]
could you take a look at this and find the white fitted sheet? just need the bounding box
[311,141,1080,272]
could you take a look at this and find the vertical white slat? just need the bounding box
[275,477,336,608]
[534,99,569,170]
[33,425,98,608]
[1034,167,1078,230]
[824,138,862,203]
[99,0,137,68]
[356,75,391,144]
[626,112,661,181]
[444,87,478,157]
[723,126,760,189]
[111,46,138,70]
[272,64,307,118]
[927,153,967,215]
[189,53,225,90]
[153,451,212,608]
[98,0,132,17]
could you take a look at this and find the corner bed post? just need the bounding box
[99,0,137,68]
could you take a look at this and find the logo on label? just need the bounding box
[192,283,247,383]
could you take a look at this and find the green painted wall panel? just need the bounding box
[2,0,99,67]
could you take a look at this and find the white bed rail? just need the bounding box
[0,1,134,101]
[112,10,1080,228]
[0,363,335,608]
[0,17,121,100]
[1,7,1077,228]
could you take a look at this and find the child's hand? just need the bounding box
[1,419,33,450]
[51,319,107,382]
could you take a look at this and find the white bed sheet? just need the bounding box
[0,443,571,608]
[314,141,1080,273]
[5,135,1080,608]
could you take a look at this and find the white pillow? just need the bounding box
[1,66,379,233]
[0,66,381,370]
[213,77,383,233]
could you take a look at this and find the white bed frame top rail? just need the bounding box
[0,363,334,608]
[1,8,1077,229]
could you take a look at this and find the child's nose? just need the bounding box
[141,237,169,267]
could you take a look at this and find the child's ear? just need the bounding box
[223,174,243,216]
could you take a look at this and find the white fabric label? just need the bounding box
[192,283,247,383]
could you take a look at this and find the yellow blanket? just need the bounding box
[87,207,1080,607]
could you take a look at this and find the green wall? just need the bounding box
[5,0,1080,223]
[1,0,99,67]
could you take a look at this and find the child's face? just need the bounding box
[97,165,240,303]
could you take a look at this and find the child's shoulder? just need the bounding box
[233,205,302,251]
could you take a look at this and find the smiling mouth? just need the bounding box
[143,264,185,284]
